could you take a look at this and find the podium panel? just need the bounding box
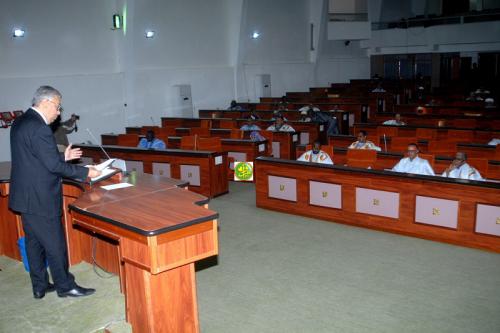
[309,181,341,209]
[475,204,500,236]
[415,196,458,229]
[268,176,297,202]
[153,162,171,178]
[355,187,399,219]
[180,165,201,186]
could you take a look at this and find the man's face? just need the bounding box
[40,97,62,124]
[357,132,366,143]
[395,114,401,121]
[312,142,321,154]
[275,118,284,128]
[146,131,154,142]
[407,145,418,160]
[453,153,466,167]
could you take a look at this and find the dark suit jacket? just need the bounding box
[9,108,88,217]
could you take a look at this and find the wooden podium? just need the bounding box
[1,161,218,333]
[68,173,219,333]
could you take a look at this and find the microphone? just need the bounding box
[150,116,155,125]
[383,134,387,152]
[86,128,112,160]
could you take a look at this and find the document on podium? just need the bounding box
[86,159,120,185]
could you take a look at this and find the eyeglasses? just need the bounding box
[47,99,63,112]
[407,150,418,153]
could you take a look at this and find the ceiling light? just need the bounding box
[251,31,260,39]
[145,30,155,38]
[13,28,25,38]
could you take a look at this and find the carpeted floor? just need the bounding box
[1,182,500,332]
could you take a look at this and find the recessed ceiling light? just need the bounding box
[145,30,155,38]
[13,28,25,38]
[251,31,260,39]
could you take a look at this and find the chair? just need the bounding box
[180,135,197,150]
[190,127,210,137]
[496,145,500,160]
[197,137,222,152]
[377,126,398,139]
[140,126,160,135]
[468,158,489,178]
[416,128,437,140]
[157,126,177,137]
[219,120,237,129]
[427,140,456,156]
[418,153,435,170]
[346,149,377,169]
[230,129,244,139]
[117,134,140,147]
[390,137,418,152]
[200,119,212,128]
[447,129,474,142]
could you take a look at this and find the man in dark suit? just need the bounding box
[9,86,101,299]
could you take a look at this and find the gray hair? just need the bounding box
[31,86,62,106]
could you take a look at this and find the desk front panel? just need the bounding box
[255,158,500,252]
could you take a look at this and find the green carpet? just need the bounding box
[1,182,500,332]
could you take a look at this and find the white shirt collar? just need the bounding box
[31,106,49,125]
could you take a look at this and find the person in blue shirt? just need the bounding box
[240,118,261,131]
[138,130,166,149]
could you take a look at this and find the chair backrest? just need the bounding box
[452,119,477,129]
[190,127,210,137]
[377,126,398,138]
[346,149,377,168]
[427,140,456,156]
[198,137,222,152]
[416,128,437,140]
[157,126,177,137]
[219,120,237,129]
[230,129,244,139]
[447,129,474,142]
[117,134,140,147]
[140,126,160,135]
[496,145,500,160]
[418,153,435,169]
[200,119,212,128]
[180,135,197,150]
[391,137,418,152]
[467,157,489,177]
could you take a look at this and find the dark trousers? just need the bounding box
[21,213,75,293]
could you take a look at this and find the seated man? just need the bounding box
[383,113,406,126]
[298,103,320,113]
[488,138,500,146]
[138,130,166,149]
[392,143,435,175]
[442,152,483,181]
[266,115,295,132]
[248,111,261,120]
[297,141,333,165]
[298,109,312,122]
[240,118,261,131]
[270,110,288,122]
[348,130,381,151]
[227,100,242,111]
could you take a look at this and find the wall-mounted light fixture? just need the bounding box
[112,14,122,30]
[251,31,260,39]
[145,30,155,38]
[13,28,25,38]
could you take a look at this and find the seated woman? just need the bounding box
[297,141,333,165]
[348,130,381,151]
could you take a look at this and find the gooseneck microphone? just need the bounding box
[86,128,112,160]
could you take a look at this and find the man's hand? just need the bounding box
[86,166,102,179]
[65,144,83,161]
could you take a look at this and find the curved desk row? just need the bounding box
[255,157,500,252]
[1,162,219,332]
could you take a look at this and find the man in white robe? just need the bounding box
[266,116,295,132]
[348,130,381,151]
[442,152,483,181]
[392,143,435,175]
[383,113,406,126]
[488,138,500,146]
[297,141,333,165]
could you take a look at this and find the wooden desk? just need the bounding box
[0,162,22,260]
[75,144,228,198]
[69,174,218,332]
[255,157,500,252]
[0,163,219,332]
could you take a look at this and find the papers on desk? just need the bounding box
[95,159,115,171]
[86,159,119,184]
[101,182,134,191]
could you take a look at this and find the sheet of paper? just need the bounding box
[94,159,116,171]
[100,182,134,191]
[91,167,116,182]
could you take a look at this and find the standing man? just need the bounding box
[9,86,101,299]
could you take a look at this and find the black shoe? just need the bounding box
[33,283,56,299]
[57,285,95,298]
